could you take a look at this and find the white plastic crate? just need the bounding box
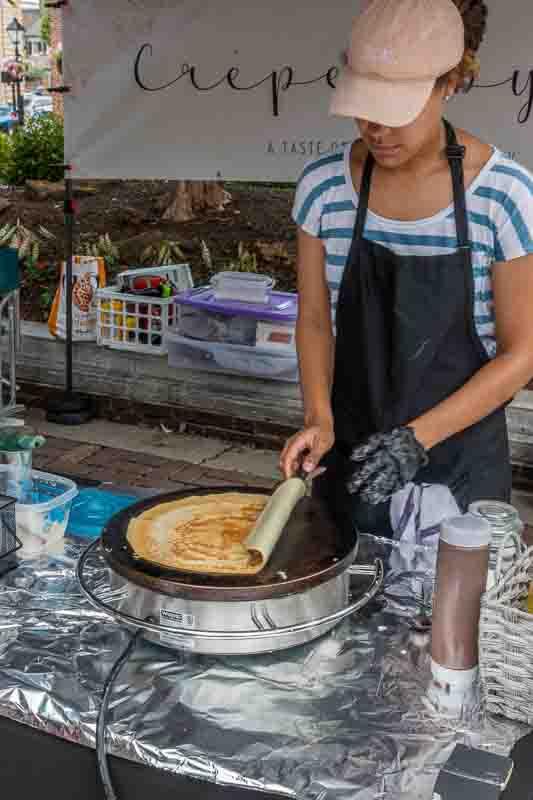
[96,286,176,355]
[116,264,193,293]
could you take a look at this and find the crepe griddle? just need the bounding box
[101,486,357,601]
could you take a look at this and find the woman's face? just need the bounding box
[356,80,453,169]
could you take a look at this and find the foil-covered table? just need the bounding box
[0,535,528,800]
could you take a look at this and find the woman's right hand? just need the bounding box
[280,421,335,479]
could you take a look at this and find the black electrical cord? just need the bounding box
[96,628,144,800]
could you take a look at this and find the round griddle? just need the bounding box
[101,486,357,601]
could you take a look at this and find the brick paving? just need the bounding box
[32,436,278,492]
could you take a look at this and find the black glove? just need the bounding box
[346,427,429,505]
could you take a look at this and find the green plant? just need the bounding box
[25,65,48,82]
[0,219,55,266]
[82,234,121,270]
[0,217,58,317]
[41,12,51,46]
[0,133,11,183]
[227,241,258,273]
[39,285,54,314]
[141,239,185,266]
[2,114,64,185]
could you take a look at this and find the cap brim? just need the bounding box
[330,67,435,127]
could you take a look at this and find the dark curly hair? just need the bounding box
[443,0,489,89]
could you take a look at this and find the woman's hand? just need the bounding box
[280,421,335,479]
[346,426,428,505]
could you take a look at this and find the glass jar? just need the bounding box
[468,501,524,588]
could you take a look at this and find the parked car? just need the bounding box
[0,104,17,134]
[28,96,53,118]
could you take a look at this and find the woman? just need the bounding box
[281,0,533,535]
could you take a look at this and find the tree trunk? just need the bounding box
[163,180,230,223]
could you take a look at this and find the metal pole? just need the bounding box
[45,175,94,425]
[16,78,23,127]
[65,177,74,394]
[14,39,23,127]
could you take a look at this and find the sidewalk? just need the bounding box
[28,409,280,492]
[25,408,533,528]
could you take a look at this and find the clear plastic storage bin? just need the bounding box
[169,288,299,381]
[167,331,299,382]
[174,288,297,348]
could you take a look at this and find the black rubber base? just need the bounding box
[45,393,95,426]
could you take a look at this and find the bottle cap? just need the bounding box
[440,513,491,549]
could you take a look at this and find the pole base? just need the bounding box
[46,393,95,426]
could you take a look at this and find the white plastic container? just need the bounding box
[116,264,193,294]
[211,272,274,304]
[10,470,78,557]
[166,330,299,382]
[96,286,176,355]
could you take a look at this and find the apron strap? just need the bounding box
[443,119,470,250]
[354,151,375,244]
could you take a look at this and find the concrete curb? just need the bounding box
[16,322,533,465]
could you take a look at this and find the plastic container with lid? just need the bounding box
[211,272,275,304]
[6,469,78,557]
[174,288,298,349]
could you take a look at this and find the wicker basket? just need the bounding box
[479,531,533,724]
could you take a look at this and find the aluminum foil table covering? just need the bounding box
[0,535,529,800]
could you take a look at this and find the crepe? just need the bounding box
[127,493,268,575]
[126,484,306,576]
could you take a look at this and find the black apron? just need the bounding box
[315,121,511,536]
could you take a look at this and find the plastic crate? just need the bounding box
[116,264,193,294]
[96,286,176,355]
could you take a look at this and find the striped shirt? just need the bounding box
[292,143,533,357]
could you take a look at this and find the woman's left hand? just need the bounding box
[346,426,429,505]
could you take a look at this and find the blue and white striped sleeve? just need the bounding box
[491,161,533,262]
[291,167,323,238]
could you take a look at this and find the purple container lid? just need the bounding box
[175,287,298,322]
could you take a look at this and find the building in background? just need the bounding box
[1,0,51,106]
[24,11,49,91]
[49,1,61,116]
[0,0,23,104]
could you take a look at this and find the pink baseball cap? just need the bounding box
[330,0,465,127]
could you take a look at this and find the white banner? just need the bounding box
[64,0,533,181]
